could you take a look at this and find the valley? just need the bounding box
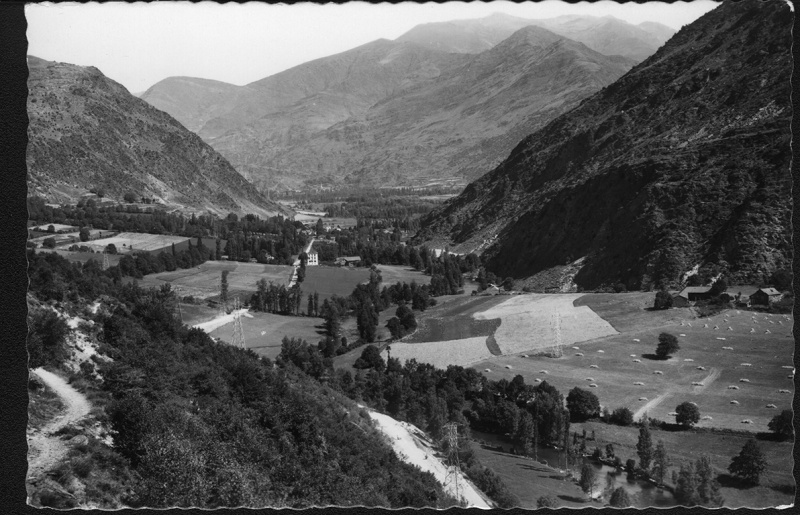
[23,0,793,511]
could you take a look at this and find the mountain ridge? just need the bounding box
[27,56,289,218]
[414,0,792,291]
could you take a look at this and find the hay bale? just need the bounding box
[534,378,542,382]
[740,363,752,367]
[684,358,695,362]
[679,334,686,337]
[589,384,598,388]
[597,350,605,353]
[653,371,664,375]
[633,381,645,386]
[739,379,750,383]
[633,359,641,363]
[484,369,491,373]
[540,370,549,374]
[668,412,678,416]
[741,419,753,424]
[639,397,648,401]
[727,385,739,390]
[766,404,777,409]
[702,416,713,420]
[504,365,512,369]
[696,366,706,371]
[689,402,698,406]
[633,339,640,342]
[572,346,580,350]
[779,389,790,394]
[630,354,637,357]
[589,364,599,369]
[586,378,595,382]
[522,354,529,358]
[692,382,704,386]
[575,353,584,356]
[730,400,740,404]
[715,337,726,341]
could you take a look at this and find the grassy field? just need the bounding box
[574,292,689,333]
[47,249,122,266]
[83,232,189,254]
[300,266,371,301]
[140,261,293,299]
[208,311,324,361]
[472,308,793,432]
[570,420,795,508]
[376,265,431,286]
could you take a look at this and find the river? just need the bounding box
[470,430,677,508]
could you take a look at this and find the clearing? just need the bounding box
[376,265,432,286]
[81,232,189,254]
[206,311,323,361]
[300,266,371,301]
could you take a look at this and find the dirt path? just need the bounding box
[633,367,721,420]
[27,368,91,481]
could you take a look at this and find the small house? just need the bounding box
[307,252,319,266]
[335,256,361,267]
[751,287,782,305]
[672,293,690,307]
[676,286,714,305]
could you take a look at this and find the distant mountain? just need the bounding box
[269,26,634,187]
[27,56,289,217]
[414,0,792,291]
[396,12,676,62]
[142,27,632,190]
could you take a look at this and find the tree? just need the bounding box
[768,410,793,440]
[609,487,631,508]
[610,407,634,426]
[695,455,724,507]
[579,463,599,500]
[654,290,673,309]
[106,243,117,255]
[728,439,767,485]
[79,227,90,242]
[675,402,700,427]
[709,276,727,297]
[636,417,653,472]
[651,440,670,485]
[46,224,55,233]
[42,237,56,249]
[353,345,385,372]
[315,218,324,236]
[605,443,615,460]
[123,192,137,203]
[656,332,680,359]
[566,387,600,421]
[769,269,792,291]
[675,462,701,506]
[536,495,558,508]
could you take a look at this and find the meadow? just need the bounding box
[208,311,323,361]
[140,261,293,299]
[300,266,371,301]
[376,265,432,286]
[83,232,189,254]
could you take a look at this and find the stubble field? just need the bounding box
[140,261,293,299]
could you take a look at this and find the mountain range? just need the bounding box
[414,0,792,291]
[140,14,674,190]
[26,56,288,217]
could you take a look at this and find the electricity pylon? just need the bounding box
[231,297,246,349]
[443,422,464,506]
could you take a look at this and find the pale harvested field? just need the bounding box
[83,232,189,253]
[473,294,618,355]
[385,337,494,369]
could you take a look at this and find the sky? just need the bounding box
[26,1,720,94]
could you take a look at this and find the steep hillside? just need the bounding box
[415,0,792,291]
[270,26,634,187]
[396,12,675,62]
[27,56,288,217]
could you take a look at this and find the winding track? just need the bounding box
[632,367,721,421]
[27,368,91,481]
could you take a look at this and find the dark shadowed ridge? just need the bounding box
[414,0,792,291]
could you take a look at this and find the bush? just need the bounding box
[655,333,680,359]
[768,410,793,439]
[610,407,634,426]
[537,495,558,508]
[42,237,57,249]
[123,192,138,203]
[566,387,600,421]
[728,439,767,485]
[675,402,700,427]
[654,290,673,309]
[609,486,632,507]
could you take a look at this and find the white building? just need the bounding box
[307,252,319,266]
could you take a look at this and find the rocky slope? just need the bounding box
[415,0,792,291]
[143,27,633,190]
[397,12,675,62]
[27,56,288,217]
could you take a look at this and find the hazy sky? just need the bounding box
[27,1,720,94]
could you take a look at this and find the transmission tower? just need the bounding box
[443,422,463,505]
[231,297,246,349]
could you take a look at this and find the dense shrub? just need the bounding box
[610,407,634,426]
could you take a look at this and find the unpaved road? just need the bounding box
[27,368,91,481]
[632,367,721,421]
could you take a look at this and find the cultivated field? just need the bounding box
[474,294,618,355]
[208,311,323,361]
[83,232,189,254]
[300,266,371,301]
[387,337,495,369]
[48,249,122,266]
[140,260,293,299]
[376,265,431,286]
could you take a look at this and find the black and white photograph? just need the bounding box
[22,0,793,510]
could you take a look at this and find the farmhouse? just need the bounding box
[335,256,362,267]
[751,287,782,305]
[674,286,713,305]
[307,252,319,266]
